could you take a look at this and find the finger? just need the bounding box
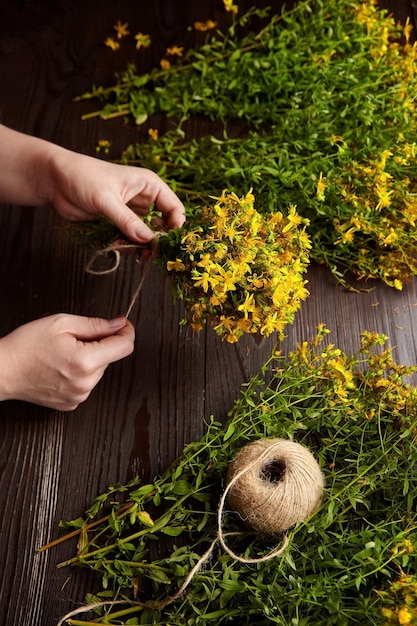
[81,323,135,368]
[103,200,155,243]
[153,181,186,229]
[69,316,129,341]
[128,174,186,230]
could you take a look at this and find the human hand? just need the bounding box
[0,314,134,411]
[49,150,185,243]
[0,125,185,242]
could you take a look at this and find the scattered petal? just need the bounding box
[135,32,151,50]
[113,20,130,39]
[104,37,120,51]
[194,20,217,32]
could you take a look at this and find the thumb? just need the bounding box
[106,201,154,243]
[70,316,128,341]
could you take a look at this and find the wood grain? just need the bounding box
[0,1,417,625]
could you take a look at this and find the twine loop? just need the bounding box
[85,242,143,275]
[84,236,162,318]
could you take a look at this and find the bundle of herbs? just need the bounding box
[75,190,310,342]
[49,327,417,625]
[157,189,310,342]
[77,0,417,288]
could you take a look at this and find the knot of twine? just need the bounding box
[56,438,324,625]
[84,236,161,319]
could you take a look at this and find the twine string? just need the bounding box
[56,600,143,626]
[84,236,161,319]
[85,243,142,275]
[216,443,291,564]
[124,236,161,318]
[149,444,292,612]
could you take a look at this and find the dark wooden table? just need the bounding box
[1,1,417,624]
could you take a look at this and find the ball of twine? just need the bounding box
[225,438,325,536]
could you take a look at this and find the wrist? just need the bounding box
[34,140,69,208]
[0,124,63,207]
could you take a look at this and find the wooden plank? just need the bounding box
[0,1,417,625]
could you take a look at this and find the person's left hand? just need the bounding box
[49,151,186,243]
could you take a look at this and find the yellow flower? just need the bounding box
[210,293,227,306]
[104,37,120,51]
[404,142,417,159]
[377,149,393,170]
[260,316,277,336]
[197,253,215,271]
[181,230,199,246]
[393,539,415,555]
[272,286,286,308]
[375,170,393,185]
[194,20,217,32]
[328,358,355,387]
[148,128,159,141]
[244,188,255,204]
[282,204,303,233]
[398,607,412,625]
[268,212,284,227]
[214,202,228,218]
[238,292,256,318]
[192,272,219,292]
[298,229,311,249]
[135,33,151,50]
[316,171,327,201]
[297,341,310,363]
[213,243,228,260]
[190,302,206,318]
[249,276,265,289]
[224,223,242,242]
[113,20,130,39]
[225,332,239,344]
[335,227,356,245]
[160,59,171,70]
[166,45,184,57]
[350,216,364,229]
[375,184,394,210]
[213,267,236,292]
[167,258,185,272]
[394,279,403,291]
[382,228,398,246]
[95,139,111,154]
[223,0,239,13]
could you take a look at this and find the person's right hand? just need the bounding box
[0,314,134,411]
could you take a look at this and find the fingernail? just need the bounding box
[135,227,153,243]
[109,316,126,327]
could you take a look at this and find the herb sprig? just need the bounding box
[50,327,417,625]
[78,0,417,289]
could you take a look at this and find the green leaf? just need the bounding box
[161,526,185,537]
[135,112,148,125]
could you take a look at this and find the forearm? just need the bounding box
[0,124,64,207]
